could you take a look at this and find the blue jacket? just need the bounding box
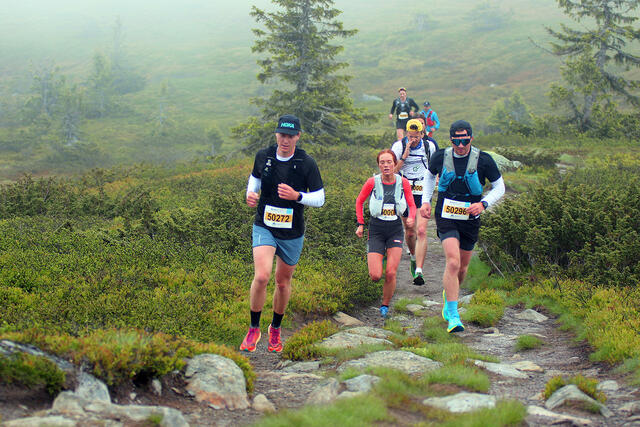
[419,108,440,131]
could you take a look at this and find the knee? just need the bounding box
[459,265,469,277]
[275,280,290,292]
[253,272,271,288]
[446,258,460,273]
[370,271,382,282]
[416,226,427,239]
[385,270,397,282]
[405,227,416,239]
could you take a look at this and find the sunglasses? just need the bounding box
[451,138,471,147]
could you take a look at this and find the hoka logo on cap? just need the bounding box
[275,114,302,135]
[281,122,295,128]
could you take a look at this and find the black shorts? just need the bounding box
[435,215,480,251]
[403,194,422,217]
[367,218,404,255]
[396,118,409,130]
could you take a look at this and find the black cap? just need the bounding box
[450,120,473,138]
[423,100,430,106]
[275,114,302,135]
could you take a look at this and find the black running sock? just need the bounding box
[271,311,284,329]
[250,310,262,328]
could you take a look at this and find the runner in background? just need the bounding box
[419,101,440,139]
[389,87,420,140]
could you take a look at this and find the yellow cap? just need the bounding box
[406,118,424,132]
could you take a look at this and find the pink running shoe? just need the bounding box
[240,327,261,352]
[268,325,283,353]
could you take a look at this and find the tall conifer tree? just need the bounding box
[547,0,640,130]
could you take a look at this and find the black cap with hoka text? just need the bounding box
[449,120,473,138]
[275,114,302,135]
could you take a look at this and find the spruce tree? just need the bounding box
[236,0,370,149]
[547,0,640,130]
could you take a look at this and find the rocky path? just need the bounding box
[2,227,640,426]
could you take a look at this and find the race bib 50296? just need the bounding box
[441,198,470,220]
[264,205,293,228]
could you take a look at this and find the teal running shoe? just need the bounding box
[380,305,389,318]
[447,316,465,333]
[442,290,449,321]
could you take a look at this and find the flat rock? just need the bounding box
[514,309,548,323]
[527,405,592,426]
[75,371,111,403]
[336,391,363,399]
[346,326,393,339]
[596,380,619,393]
[512,361,544,372]
[620,401,640,415]
[474,360,529,379]
[281,361,320,373]
[421,299,440,307]
[545,384,612,418]
[338,351,442,376]
[459,294,474,304]
[343,374,380,393]
[390,314,410,322]
[252,394,276,413]
[405,304,425,313]
[422,392,496,413]
[333,312,364,326]
[1,416,78,427]
[317,332,392,350]
[305,378,340,405]
[184,354,249,410]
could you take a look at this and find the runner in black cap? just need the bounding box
[420,120,505,333]
[241,114,325,352]
[389,87,420,140]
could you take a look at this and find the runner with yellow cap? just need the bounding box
[389,87,420,140]
[391,118,438,284]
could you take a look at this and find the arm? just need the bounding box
[389,100,396,116]
[246,174,261,207]
[482,177,505,207]
[297,188,325,207]
[420,170,437,218]
[402,177,416,220]
[391,141,408,173]
[410,98,420,113]
[432,111,440,130]
[355,178,375,226]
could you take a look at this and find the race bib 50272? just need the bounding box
[264,205,293,228]
[441,198,470,220]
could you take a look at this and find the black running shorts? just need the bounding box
[435,216,480,251]
[367,218,404,255]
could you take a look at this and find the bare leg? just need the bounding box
[415,214,429,270]
[396,128,404,140]
[441,237,461,301]
[401,216,417,256]
[249,245,276,312]
[458,249,474,286]
[382,247,402,305]
[272,256,296,314]
[367,252,384,282]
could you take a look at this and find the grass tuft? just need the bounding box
[393,297,424,313]
[406,344,497,365]
[543,374,606,402]
[461,289,505,327]
[423,365,490,393]
[281,320,339,361]
[0,352,66,396]
[514,335,544,352]
[437,400,527,427]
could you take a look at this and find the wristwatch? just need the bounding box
[297,193,303,202]
[481,201,488,210]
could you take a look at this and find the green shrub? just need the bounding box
[0,352,65,396]
[543,374,606,402]
[423,365,490,393]
[461,289,505,327]
[439,400,527,427]
[514,335,544,352]
[406,344,497,365]
[281,320,339,361]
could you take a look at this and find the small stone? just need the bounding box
[459,294,474,304]
[171,387,181,395]
[474,360,529,379]
[514,309,549,323]
[346,326,393,339]
[305,378,340,405]
[512,361,544,372]
[333,312,364,326]
[151,379,162,396]
[317,332,392,350]
[391,314,409,322]
[510,354,523,360]
[129,392,137,401]
[52,391,86,416]
[527,405,592,426]
[337,391,362,399]
[184,354,250,410]
[620,401,640,415]
[343,374,380,393]
[252,394,276,413]
[338,351,442,376]
[405,304,425,313]
[18,404,29,411]
[423,392,496,413]
[545,384,612,418]
[422,299,439,307]
[75,371,111,403]
[529,392,545,401]
[596,380,619,393]
[282,361,320,373]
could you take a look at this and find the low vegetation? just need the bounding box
[544,374,606,403]
[0,352,65,396]
[514,335,544,352]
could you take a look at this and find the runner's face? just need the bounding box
[378,153,395,176]
[399,90,406,100]
[407,131,421,147]
[275,132,300,157]
[451,131,472,156]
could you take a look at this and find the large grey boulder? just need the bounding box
[184,354,249,410]
[305,378,341,405]
[343,374,380,393]
[75,371,110,403]
[317,332,392,350]
[333,312,364,326]
[485,151,522,172]
[422,392,496,413]
[545,384,612,418]
[338,351,442,376]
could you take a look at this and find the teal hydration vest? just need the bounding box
[369,173,407,219]
[437,147,483,197]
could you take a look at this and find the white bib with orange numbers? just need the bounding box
[411,178,423,195]
[441,198,470,220]
[264,205,293,228]
[398,112,409,119]
[378,203,397,221]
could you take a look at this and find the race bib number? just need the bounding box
[398,112,409,119]
[411,179,423,195]
[441,198,470,220]
[264,205,293,228]
[379,203,397,221]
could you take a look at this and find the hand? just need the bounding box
[246,191,259,207]
[420,202,431,219]
[467,202,485,216]
[388,114,393,120]
[277,183,299,201]
[356,225,364,238]
[406,217,415,228]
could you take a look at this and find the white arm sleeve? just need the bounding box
[421,170,437,204]
[298,188,325,207]
[482,177,505,207]
[246,175,261,196]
